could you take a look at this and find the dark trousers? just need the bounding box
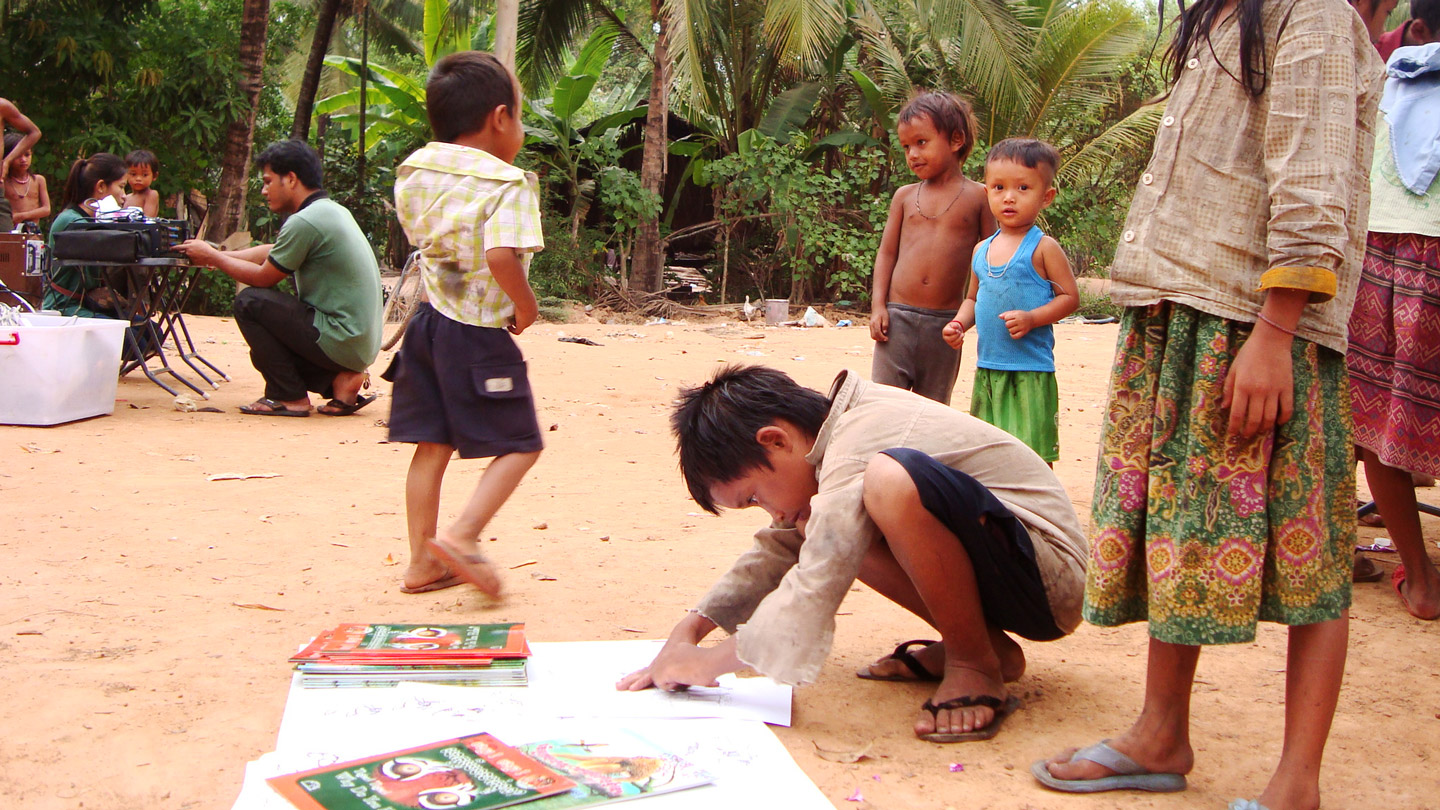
[882,447,1065,641]
[232,286,345,402]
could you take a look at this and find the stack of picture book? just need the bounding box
[266,729,715,810]
[290,623,531,688]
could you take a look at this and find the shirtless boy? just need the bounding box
[3,132,50,228]
[869,91,994,404]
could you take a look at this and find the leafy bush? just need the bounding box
[529,221,604,300]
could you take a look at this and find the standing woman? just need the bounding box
[1032,0,1382,809]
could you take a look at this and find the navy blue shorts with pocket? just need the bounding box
[385,304,543,459]
[881,448,1064,641]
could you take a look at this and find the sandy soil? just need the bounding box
[3,310,1437,810]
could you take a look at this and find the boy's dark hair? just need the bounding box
[986,137,1061,186]
[426,51,517,143]
[897,91,978,164]
[671,365,831,514]
[125,149,159,171]
[3,132,21,154]
[60,152,127,211]
[254,139,324,190]
[1413,0,1440,30]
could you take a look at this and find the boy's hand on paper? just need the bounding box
[617,638,737,692]
[999,310,1034,338]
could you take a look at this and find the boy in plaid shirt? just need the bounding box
[388,51,543,597]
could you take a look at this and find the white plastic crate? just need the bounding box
[0,313,128,425]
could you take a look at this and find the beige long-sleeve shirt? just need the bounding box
[1110,0,1383,353]
[694,371,1088,686]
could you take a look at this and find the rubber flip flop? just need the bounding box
[426,539,502,598]
[918,694,1021,743]
[400,574,465,594]
[1228,800,1273,810]
[1031,740,1187,793]
[319,393,377,416]
[1353,554,1384,583]
[238,397,310,417]
[857,639,942,682]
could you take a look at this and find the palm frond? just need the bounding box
[1056,99,1163,185]
[1025,0,1144,132]
[762,0,849,64]
[516,0,594,92]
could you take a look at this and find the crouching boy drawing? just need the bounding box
[618,365,1088,743]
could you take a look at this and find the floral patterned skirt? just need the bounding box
[1083,302,1354,645]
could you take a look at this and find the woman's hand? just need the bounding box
[1222,322,1294,437]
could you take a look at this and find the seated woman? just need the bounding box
[45,152,157,361]
[44,153,129,318]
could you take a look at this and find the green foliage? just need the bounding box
[1076,285,1120,320]
[0,0,300,205]
[529,221,605,299]
[702,132,889,300]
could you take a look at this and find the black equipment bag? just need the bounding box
[54,215,192,261]
[51,228,145,262]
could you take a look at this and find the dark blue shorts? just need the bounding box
[384,304,543,459]
[881,448,1064,641]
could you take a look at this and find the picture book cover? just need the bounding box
[516,732,714,808]
[292,624,529,664]
[267,732,574,810]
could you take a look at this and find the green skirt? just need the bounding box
[1083,303,1354,645]
[970,367,1059,462]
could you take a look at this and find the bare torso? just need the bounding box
[5,172,41,215]
[890,177,990,310]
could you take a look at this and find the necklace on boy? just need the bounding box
[6,173,30,188]
[914,178,964,220]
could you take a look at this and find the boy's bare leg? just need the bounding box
[1253,615,1346,810]
[856,540,1025,682]
[861,454,1010,737]
[1362,449,1440,618]
[433,450,542,594]
[1041,638,1198,781]
[403,442,453,590]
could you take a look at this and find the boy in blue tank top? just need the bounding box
[942,139,1078,464]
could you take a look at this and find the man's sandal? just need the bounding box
[917,694,1021,743]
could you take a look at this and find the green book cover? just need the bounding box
[516,732,714,809]
[267,732,574,810]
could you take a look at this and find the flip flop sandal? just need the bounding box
[399,574,466,594]
[857,639,942,682]
[426,539,502,598]
[1030,739,1187,793]
[238,397,310,417]
[1353,554,1384,583]
[319,393,377,416]
[1228,801,1273,810]
[918,694,1021,743]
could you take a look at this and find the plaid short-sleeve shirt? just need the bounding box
[395,142,544,328]
[1110,0,1383,353]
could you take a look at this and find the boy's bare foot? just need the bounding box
[401,547,459,594]
[1394,563,1440,620]
[428,536,502,598]
[915,661,1009,739]
[861,632,1026,683]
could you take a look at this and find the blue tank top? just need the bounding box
[972,225,1056,372]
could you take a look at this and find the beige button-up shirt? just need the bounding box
[1110,0,1383,353]
[694,371,1088,686]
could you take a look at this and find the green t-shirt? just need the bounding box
[267,195,383,371]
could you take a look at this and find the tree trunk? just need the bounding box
[204,0,270,241]
[289,0,342,141]
[630,1,669,292]
[493,0,518,71]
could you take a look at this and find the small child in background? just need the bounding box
[124,149,160,216]
[943,139,1078,465]
[3,132,49,230]
[389,51,544,597]
[869,91,994,405]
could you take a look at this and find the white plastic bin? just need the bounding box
[0,313,128,425]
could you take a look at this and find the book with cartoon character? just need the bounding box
[517,731,714,808]
[291,624,529,665]
[267,732,573,810]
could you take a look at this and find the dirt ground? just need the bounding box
[3,310,1437,810]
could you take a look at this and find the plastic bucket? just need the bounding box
[0,314,128,425]
[764,299,789,325]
